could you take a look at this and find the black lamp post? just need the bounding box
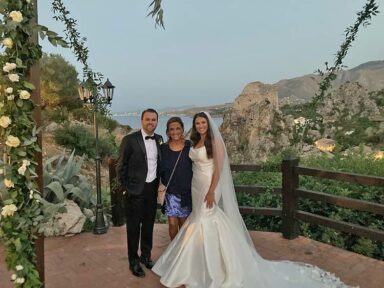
[78,78,115,234]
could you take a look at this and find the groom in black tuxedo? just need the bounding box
[116,108,163,278]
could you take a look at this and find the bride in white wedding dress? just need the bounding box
[152,112,353,288]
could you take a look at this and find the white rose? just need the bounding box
[2,38,13,49]
[1,204,17,217]
[8,74,19,82]
[15,265,23,271]
[11,274,17,281]
[9,11,23,23]
[19,90,31,100]
[7,95,15,101]
[3,62,17,73]
[22,159,31,166]
[15,277,25,284]
[5,87,13,94]
[0,116,11,128]
[18,165,27,175]
[4,178,15,188]
[16,265,23,271]
[5,135,20,147]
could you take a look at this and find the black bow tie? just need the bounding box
[145,135,155,140]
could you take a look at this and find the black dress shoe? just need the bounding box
[129,263,145,278]
[140,256,155,269]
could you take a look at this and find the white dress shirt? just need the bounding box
[141,129,158,183]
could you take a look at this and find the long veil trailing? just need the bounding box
[205,112,354,288]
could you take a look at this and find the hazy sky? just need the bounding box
[38,0,384,113]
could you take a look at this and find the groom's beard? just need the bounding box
[142,123,157,134]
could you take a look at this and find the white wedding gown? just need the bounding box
[152,146,353,288]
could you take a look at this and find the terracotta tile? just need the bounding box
[1,225,383,288]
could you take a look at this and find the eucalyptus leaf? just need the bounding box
[3,199,13,205]
[39,30,46,40]
[16,98,24,108]
[28,167,38,177]
[37,24,49,32]
[15,57,23,67]
[23,137,37,146]
[48,38,58,47]
[23,81,36,90]
[17,150,27,157]
[14,238,22,251]
[16,218,26,230]
[46,30,58,37]
[56,39,69,48]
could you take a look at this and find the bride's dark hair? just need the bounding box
[190,112,213,158]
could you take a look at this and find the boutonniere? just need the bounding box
[158,137,164,145]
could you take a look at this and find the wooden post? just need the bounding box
[30,0,45,285]
[281,156,299,239]
[108,158,125,226]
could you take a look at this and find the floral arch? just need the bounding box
[0,0,379,287]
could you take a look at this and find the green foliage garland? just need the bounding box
[0,1,45,287]
[0,0,67,286]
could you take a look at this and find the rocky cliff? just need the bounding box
[221,80,384,164]
[221,82,292,163]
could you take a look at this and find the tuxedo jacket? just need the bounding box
[116,130,163,196]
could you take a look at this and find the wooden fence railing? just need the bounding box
[109,157,384,242]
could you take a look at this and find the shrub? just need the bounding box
[70,108,119,132]
[99,115,119,132]
[234,152,384,260]
[70,107,93,123]
[53,124,119,159]
[369,89,384,107]
[333,117,378,148]
[43,107,69,124]
[98,133,119,159]
[53,124,95,157]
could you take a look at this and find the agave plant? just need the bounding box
[43,150,96,208]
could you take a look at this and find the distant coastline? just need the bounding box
[112,103,232,118]
[113,115,223,139]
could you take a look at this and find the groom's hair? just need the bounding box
[141,108,158,120]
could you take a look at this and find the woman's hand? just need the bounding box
[204,192,215,209]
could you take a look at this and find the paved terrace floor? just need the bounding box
[1,224,383,288]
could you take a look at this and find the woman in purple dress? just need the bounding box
[160,117,193,240]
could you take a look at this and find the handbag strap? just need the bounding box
[165,147,184,189]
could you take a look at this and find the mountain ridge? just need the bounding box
[112,60,384,116]
[276,60,384,105]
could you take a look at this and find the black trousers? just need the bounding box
[125,180,158,265]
